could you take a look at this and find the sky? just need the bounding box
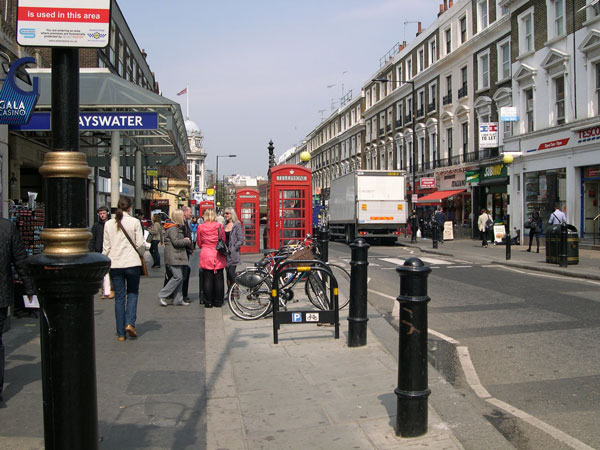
[118,0,443,177]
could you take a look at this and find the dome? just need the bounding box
[185,119,200,134]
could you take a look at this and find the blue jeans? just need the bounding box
[110,267,141,337]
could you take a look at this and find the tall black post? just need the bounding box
[506,213,511,260]
[318,226,329,263]
[559,222,568,268]
[432,221,438,249]
[395,257,431,438]
[348,238,369,347]
[26,48,110,450]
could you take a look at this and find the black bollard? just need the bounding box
[506,214,511,260]
[348,238,370,347]
[559,222,568,268]
[432,221,438,249]
[26,48,110,449]
[318,226,329,263]
[395,257,431,438]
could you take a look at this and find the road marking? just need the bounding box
[482,265,497,267]
[368,288,396,301]
[446,265,472,269]
[380,257,452,265]
[429,328,459,344]
[456,346,492,399]
[486,398,595,450]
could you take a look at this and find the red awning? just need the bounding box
[416,189,466,204]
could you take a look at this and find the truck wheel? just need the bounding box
[344,225,355,244]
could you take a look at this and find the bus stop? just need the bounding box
[235,188,260,253]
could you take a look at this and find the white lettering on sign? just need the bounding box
[292,313,302,322]
[276,175,307,181]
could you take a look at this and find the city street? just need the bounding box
[325,240,600,449]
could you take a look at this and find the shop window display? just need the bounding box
[523,169,566,231]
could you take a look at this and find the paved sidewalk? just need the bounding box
[397,236,600,280]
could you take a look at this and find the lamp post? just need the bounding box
[216,154,236,208]
[503,153,514,260]
[373,77,417,219]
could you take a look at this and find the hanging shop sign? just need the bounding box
[146,167,158,177]
[16,0,111,48]
[0,57,39,125]
[480,163,507,181]
[479,122,498,148]
[9,111,158,130]
[500,107,519,122]
[419,177,436,189]
[465,170,479,183]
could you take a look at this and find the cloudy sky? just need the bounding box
[118,0,443,177]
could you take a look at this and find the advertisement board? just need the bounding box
[17,0,111,48]
[479,122,498,148]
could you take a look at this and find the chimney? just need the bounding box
[449,0,453,8]
[141,48,147,59]
[417,21,422,36]
[438,4,444,17]
[444,0,448,10]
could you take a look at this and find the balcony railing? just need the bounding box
[395,119,403,128]
[379,128,385,135]
[427,102,436,113]
[478,147,500,160]
[405,114,412,123]
[417,108,424,117]
[457,84,467,99]
[386,124,392,132]
[443,93,452,105]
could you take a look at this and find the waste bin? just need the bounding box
[545,224,579,265]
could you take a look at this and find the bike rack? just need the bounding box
[271,259,339,344]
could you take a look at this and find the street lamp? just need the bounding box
[216,154,236,208]
[503,153,514,260]
[373,77,417,240]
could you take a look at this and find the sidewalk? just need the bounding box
[397,235,600,281]
[0,249,514,450]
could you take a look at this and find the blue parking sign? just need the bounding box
[292,313,302,323]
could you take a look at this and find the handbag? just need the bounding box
[524,220,531,229]
[146,230,153,243]
[485,217,493,230]
[118,222,149,276]
[216,225,230,256]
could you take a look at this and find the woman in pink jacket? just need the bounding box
[197,209,227,308]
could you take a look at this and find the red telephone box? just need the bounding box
[235,189,260,253]
[266,165,312,249]
[199,200,215,218]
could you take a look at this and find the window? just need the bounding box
[586,0,600,21]
[445,28,452,54]
[458,66,468,98]
[555,76,565,125]
[429,38,437,65]
[596,63,600,115]
[462,122,469,156]
[418,48,425,72]
[460,16,467,43]
[525,88,534,132]
[429,83,437,112]
[548,0,565,39]
[396,102,403,127]
[444,75,452,104]
[478,52,490,90]
[498,39,511,80]
[406,58,413,81]
[418,90,425,116]
[519,9,534,55]
[447,128,453,161]
[478,0,489,31]
[366,91,371,108]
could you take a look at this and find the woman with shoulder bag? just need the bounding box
[103,197,145,341]
[197,209,227,308]
[526,210,542,253]
[149,213,163,268]
[158,209,192,307]
[223,207,244,301]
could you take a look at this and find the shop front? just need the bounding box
[582,166,600,236]
[479,162,508,223]
[523,168,566,229]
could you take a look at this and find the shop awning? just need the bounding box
[416,189,466,204]
[10,68,190,166]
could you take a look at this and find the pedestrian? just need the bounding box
[433,206,446,243]
[526,210,542,253]
[89,205,113,298]
[548,203,567,225]
[223,207,244,301]
[409,209,418,243]
[103,197,145,341]
[197,208,227,308]
[158,209,192,307]
[190,216,198,248]
[478,208,492,248]
[0,218,35,406]
[181,205,194,302]
[149,213,163,268]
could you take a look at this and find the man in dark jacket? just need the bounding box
[89,206,109,253]
[0,218,35,405]
[433,207,446,243]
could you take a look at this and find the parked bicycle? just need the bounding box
[228,236,350,320]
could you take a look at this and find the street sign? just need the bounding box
[500,106,519,122]
[479,122,498,148]
[10,111,158,131]
[419,177,436,189]
[146,167,158,177]
[411,194,418,203]
[16,0,111,48]
[206,188,214,196]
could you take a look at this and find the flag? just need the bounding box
[177,87,187,96]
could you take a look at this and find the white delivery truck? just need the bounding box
[328,170,408,244]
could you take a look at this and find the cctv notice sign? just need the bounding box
[16,0,111,48]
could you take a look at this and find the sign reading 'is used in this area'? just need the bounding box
[16,0,111,48]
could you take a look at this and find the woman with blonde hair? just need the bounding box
[158,209,192,306]
[223,207,243,299]
[103,197,144,341]
[197,208,226,308]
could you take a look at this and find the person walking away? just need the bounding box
[409,209,418,243]
[197,209,226,308]
[190,216,198,248]
[181,206,194,302]
[149,213,163,268]
[103,197,144,341]
[433,206,446,243]
[526,210,542,253]
[548,203,567,225]
[89,206,113,298]
[0,218,35,406]
[478,208,491,248]
[158,209,192,306]
[223,207,243,301]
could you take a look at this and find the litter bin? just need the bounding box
[545,224,579,265]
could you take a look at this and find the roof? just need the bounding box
[11,68,189,167]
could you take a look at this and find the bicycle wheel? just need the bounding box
[305,263,351,310]
[228,276,272,320]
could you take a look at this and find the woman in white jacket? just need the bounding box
[103,197,144,341]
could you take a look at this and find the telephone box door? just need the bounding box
[274,186,311,247]
[236,189,260,253]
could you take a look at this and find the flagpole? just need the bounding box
[186,85,189,120]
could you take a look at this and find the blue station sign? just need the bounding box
[9,111,159,131]
[0,57,40,125]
